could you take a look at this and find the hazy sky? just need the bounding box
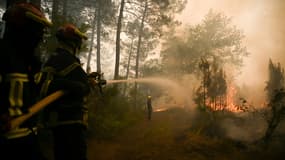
[177,0,285,104]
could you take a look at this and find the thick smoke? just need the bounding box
[134,76,198,110]
[177,0,285,106]
[172,0,285,142]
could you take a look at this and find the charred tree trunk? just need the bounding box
[262,90,285,145]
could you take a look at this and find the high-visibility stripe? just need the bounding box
[25,11,52,27]
[40,63,80,97]
[4,127,37,139]
[74,28,87,40]
[58,62,81,76]
[40,67,56,97]
[6,73,28,108]
[34,72,42,84]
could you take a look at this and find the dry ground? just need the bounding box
[87,108,285,160]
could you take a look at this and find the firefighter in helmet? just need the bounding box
[39,23,90,160]
[0,2,52,160]
[146,96,153,120]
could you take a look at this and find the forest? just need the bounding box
[1,0,285,160]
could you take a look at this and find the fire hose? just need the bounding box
[9,72,107,130]
[10,90,65,130]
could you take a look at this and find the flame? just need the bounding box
[225,83,240,112]
[206,82,242,113]
[154,107,168,112]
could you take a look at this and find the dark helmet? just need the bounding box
[2,2,52,49]
[2,2,52,28]
[56,23,87,48]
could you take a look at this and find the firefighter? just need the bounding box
[39,23,90,160]
[0,2,52,160]
[146,96,153,120]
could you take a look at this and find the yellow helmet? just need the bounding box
[56,23,87,48]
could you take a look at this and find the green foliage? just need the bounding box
[141,59,163,76]
[120,0,187,79]
[194,58,227,111]
[87,85,145,139]
[97,0,117,26]
[161,9,249,75]
[207,63,227,101]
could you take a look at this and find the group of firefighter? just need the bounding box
[0,2,92,160]
[0,2,153,160]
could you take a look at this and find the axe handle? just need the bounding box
[10,90,65,130]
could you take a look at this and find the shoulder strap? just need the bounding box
[39,62,81,98]
[57,62,81,77]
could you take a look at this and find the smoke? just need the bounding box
[176,0,285,106]
[135,76,199,110]
[131,76,269,142]
[220,113,267,142]
[173,1,285,142]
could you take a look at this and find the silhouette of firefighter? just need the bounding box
[0,2,52,160]
[146,96,153,120]
[39,23,90,160]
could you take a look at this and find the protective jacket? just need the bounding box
[0,2,51,160]
[0,39,41,137]
[40,47,90,128]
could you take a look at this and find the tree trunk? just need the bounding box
[123,38,134,96]
[135,0,147,79]
[126,38,134,79]
[114,0,125,80]
[86,10,96,73]
[51,0,59,25]
[96,0,101,73]
[134,0,148,109]
[62,0,67,17]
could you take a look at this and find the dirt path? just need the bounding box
[88,109,192,160]
[87,109,284,160]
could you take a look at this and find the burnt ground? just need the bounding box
[39,108,285,160]
[86,108,285,160]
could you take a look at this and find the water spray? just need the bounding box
[106,77,194,110]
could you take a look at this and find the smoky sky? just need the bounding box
[177,0,285,105]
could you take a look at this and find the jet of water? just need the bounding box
[106,77,195,110]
